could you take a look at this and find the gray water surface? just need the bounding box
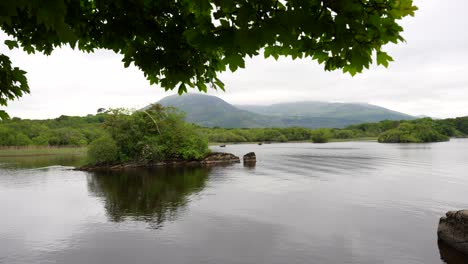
[1,140,468,264]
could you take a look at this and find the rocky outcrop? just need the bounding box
[438,210,468,255]
[200,152,240,165]
[77,152,240,171]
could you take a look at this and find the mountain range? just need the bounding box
[156,94,415,128]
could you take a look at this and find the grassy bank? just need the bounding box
[0,147,87,157]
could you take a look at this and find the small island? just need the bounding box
[78,105,241,171]
[378,121,449,143]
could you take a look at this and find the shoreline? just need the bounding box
[209,137,378,146]
[2,136,461,157]
[76,152,242,172]
[0,139,378,157]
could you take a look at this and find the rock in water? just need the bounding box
[438,210,468,255]
[243,152,256,165]
[201,152,240,165]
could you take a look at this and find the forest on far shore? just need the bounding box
[1,107,467,147]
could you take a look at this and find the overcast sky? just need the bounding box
[1,0,467,119]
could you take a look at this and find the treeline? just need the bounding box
[349,117,468,143]
[203,117,468,143]
[0,114,106,147]
[1,110,468,147]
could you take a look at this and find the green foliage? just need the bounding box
[378,122,449,143]
[155,118,210,160]
[347,120,401,137]
[0,54,29,120]
[48,128,88,146]
[1,106,466,148]
[14,133,33,146]
[0,0,417,116]
[31,134,50,146]
[0,114,105,147]
[310,129,332,143]
[273,134,288,143]
[87,136,118,165]
[103,104,210,163]
[333,129,356,139]
[203,117,468,144]
[203,127,312,143]
[345,117,468,143]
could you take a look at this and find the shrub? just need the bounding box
[14,133,32,146]
[333,129,356,139]
[87,136,119,165]
[101,106,210,163]
[311,129,331,143]
[273,134,288,142]
[378,123,449,143]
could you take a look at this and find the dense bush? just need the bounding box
[378,123,449,143]
[310,129,332,143]
[203,127,312,143]
[87,136,119,164]
[332,129,356,139]
[0,113,106,147]
[101,105,210,164]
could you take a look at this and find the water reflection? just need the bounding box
[87,167,210,228]
[2,141,468,264]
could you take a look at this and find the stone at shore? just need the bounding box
[200,152,240,165]
[76,152,240,171]
[437,210,468,255]
[243,152,256,165]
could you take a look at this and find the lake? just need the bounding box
[1,140,468,264]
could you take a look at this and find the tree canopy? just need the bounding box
[1,111,468,147]
[0,0,417,118]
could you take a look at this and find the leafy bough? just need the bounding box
[0,0,417,118]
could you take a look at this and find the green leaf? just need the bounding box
[376,51,394,67]
[4,40,18,49]
[343,65,358,76]
[214,77,225,91]
[178,83,187,95]
[264,47,272,59]
[226,54,245,72]
[197,82,208,92]
[0,110,9,120]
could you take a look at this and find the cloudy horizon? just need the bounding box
[1,0,467,120]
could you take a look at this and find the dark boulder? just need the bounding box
[438,210,468,255]
[243,152,256,165]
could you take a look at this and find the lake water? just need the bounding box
[1,140,468,264]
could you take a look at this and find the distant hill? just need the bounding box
[237,101,415,123]
[157,94,283,128]
[155,94,415,128]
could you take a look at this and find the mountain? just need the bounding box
[155,94,415,128]
[157,94,283,128]
[236,101,414,123]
